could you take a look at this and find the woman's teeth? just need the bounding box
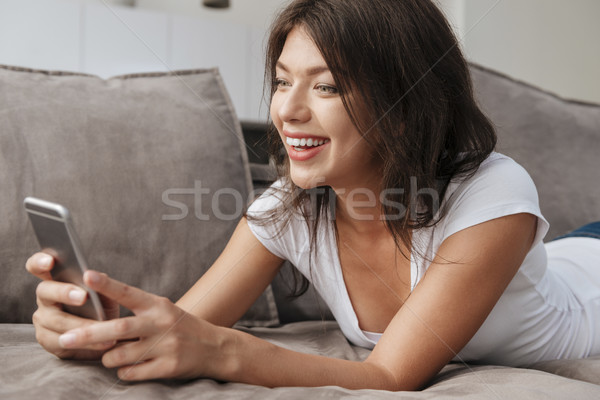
[286,137,329,151]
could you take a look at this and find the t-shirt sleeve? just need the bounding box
[440,153,550,247]
[247,180,293,260]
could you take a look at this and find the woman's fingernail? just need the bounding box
[39,254,53,270]
[101,340,117,347]
[86,270,101,284]
[68,289,86,304]
[59,333,77,348]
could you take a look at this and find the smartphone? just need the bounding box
[24,197,106,321]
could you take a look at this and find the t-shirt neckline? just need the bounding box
[328,220,418,342]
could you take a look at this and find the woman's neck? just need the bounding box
[332,181,390,237]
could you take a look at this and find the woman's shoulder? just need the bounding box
[245,177,313,262]
[436,151,549,244]
[447,151,537,198]
[477,151,527,174]
[247,178,294,215]
[246,177,309,233]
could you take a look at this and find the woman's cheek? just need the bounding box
[270,94,283,127]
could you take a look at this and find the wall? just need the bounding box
[0,0,275,122]
[456,0,600,104]
[135,0,284,30]
[437,0,466,41]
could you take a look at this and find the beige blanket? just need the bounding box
[1,322,599,399]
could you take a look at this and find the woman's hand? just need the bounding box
[57,270,231,381]
[25,252,120,360]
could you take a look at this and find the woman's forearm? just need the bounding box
[215,327,401,391]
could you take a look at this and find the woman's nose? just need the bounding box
[277,88,311,123]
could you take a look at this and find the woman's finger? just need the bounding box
[25,252,54,280]
[36,280,88,308]
[41,326,117,354]
[115,358,169,382]
[58,316,147,349]
[101,339,155,369]
[34,304,97,335]
[83,270,154,312]
[33,307,117,351]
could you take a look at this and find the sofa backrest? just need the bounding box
[0,65,278,325]
[470,63,600,240]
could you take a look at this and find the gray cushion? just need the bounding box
[0,65,278,326]
[470,63,600,240]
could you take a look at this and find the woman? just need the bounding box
[25,0,600,391]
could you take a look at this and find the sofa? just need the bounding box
[0,62,599,399]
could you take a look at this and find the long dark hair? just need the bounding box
[247,0,496,296]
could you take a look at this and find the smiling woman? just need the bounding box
[24,0,600,392]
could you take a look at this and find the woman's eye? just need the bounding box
[316,84,338,95]
[274,78,290,88]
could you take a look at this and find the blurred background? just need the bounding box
[1,0,599,123]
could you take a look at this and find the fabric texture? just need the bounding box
[550,221,600,241]
[0,65,278,326]
[247,152,600,366]
[1,323,599,399]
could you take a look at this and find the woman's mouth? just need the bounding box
[284,135,330,161]
[285,136,330,152]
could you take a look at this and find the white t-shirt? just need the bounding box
[246,152,600,366]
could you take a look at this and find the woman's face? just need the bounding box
[270,26,380,191]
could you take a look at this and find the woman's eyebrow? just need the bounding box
[276,61,330,76]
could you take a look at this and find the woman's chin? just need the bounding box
[289,170,328,190]
[290,178,317,190]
